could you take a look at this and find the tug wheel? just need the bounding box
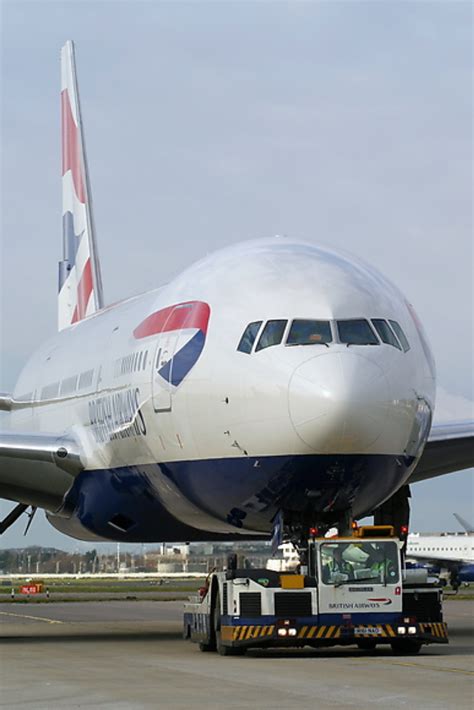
[214,594,245,656]
[390,640,422,655]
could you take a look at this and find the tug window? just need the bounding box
[287,320,332,345]
[371,319,402,350]
[255,320,287,351]
[237,321,262,354]
[337,319,379,345]
[389,320,410,352]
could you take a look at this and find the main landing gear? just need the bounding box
[449,568,461,592]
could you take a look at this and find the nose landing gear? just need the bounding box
[273,506,355,559]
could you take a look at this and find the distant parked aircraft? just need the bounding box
[406,514,474,589]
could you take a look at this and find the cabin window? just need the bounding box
[255,320,287,352]
[337,319,379,345]
[143,351,148,370]
[237,321,263,354]
[287,319,332,346]
[78,369,94,389]
[137,352,143,370]
[371,319,402,350]
[60,375,78,395]
[40,382,60,400]
[389,320,410,352]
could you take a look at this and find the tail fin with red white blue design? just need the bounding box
[58,41,104,330]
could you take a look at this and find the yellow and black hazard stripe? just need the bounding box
[354,624,396,639]
[221,625,276,642]
[222,623,393,642]
[297,625,342,639]
[222,621,448,644]
[419,622,448,639]
[297,624,397,639]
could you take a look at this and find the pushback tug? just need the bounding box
[184,525,448,656]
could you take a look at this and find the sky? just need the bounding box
[0,1,472,550]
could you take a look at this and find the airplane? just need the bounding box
[406,515,474,590]
[0,41,473,548]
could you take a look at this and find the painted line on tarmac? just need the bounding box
[0,610,64,625]
[386,661,473,676]
[352,659,473,677]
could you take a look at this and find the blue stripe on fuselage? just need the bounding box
[61,453,415,542]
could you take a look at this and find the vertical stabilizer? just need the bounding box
[453,513,474,534]
[58,40,104,330]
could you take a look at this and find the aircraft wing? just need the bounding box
[0,431,83,512]
[408,421,474,484]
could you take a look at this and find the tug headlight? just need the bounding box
[408,626,417,635]
[277,628,288,637]
[397,626,406,635]
[288,628,297,637]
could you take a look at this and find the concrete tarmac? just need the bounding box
[0,599,472,709]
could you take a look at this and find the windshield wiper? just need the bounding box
[335,575,379,588]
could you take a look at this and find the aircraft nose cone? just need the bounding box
[288,351,390,452]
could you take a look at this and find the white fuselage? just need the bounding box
[10,238,436,541]
[407,533,474,566]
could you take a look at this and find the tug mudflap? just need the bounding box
[418,622,449,643]
[219,621,449,647]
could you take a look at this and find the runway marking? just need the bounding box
[0,610,64,625]
[352,658,473,677]
[387,661,473,676]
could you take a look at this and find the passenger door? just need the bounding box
[151,320,179,412]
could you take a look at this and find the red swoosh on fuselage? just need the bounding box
[133,301,210,339]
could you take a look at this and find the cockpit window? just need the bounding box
[237,321,262,354]
[255,320,287,351]
[337,319,379,345]
[389,320,410,352]
[287,320,332,346]
[371,319,402,350]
